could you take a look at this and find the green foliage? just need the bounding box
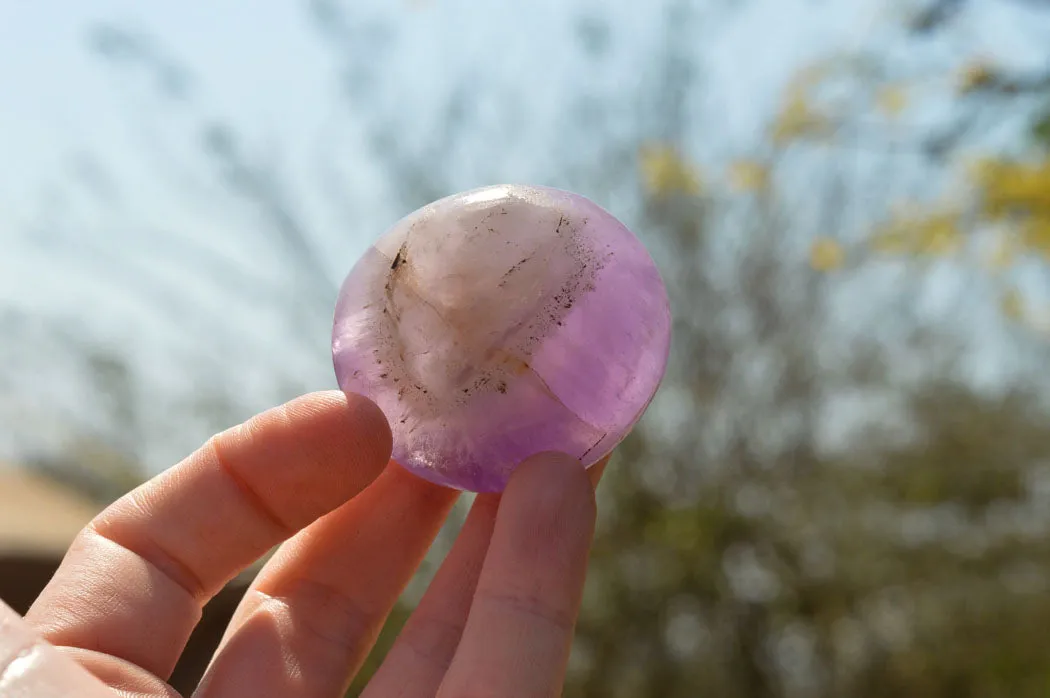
[1031,105,1050,151]
[565,382,1050,697]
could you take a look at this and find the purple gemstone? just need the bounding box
[332,185,671,492]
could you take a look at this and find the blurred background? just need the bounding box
[4,0,1050,695]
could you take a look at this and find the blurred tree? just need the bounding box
[15,0,1050,696]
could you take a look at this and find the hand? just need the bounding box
[1,391,605,697]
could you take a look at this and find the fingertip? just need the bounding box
[338,390,394,471]
[206,390,394,532]
[505,451,597,536]
[434,452,596,697]
[587,453,613,489]
[23,392,400,683]
[243,390,393,483]
[512,450,586,482]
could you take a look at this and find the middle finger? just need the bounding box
[194,463,458,698]
[362,453,610,698]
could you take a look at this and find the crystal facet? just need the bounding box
[332,184,671,492]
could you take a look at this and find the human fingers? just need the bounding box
[362,452,609,698]
[25,391,392,683]
[359,489,500,698]
[0,600,115,698]
[362,453,608,698]
[193,463,458,698]
[435,452,596,698]
[587,452,611,488]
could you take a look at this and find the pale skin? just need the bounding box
[0,391,609,698]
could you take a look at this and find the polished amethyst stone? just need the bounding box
[332,184,671,492]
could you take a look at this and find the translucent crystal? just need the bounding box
[332,185,671,492]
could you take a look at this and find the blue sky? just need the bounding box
[5,0,1044,251]
[0,0,903,224]
[2,0,1049,470]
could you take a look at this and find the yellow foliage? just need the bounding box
[639,144,703,197]
[876,85,908,118]
[920,213,963,255]
[792,61,834,90]
[969,157,1050,262]
[869,209,963,256]
[971,158,1050,221]
[1001,289,1025,321]
[869,227,910,254]
[957,61,996,93]
[772,90,831,144]
[985,233,1017,271]
[727,160,770,193]
[810,238,845,271]
[769,60,847,144]
[1022,217,1050,258]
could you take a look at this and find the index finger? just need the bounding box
[25,391,392,681]
[1,600,114,697]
